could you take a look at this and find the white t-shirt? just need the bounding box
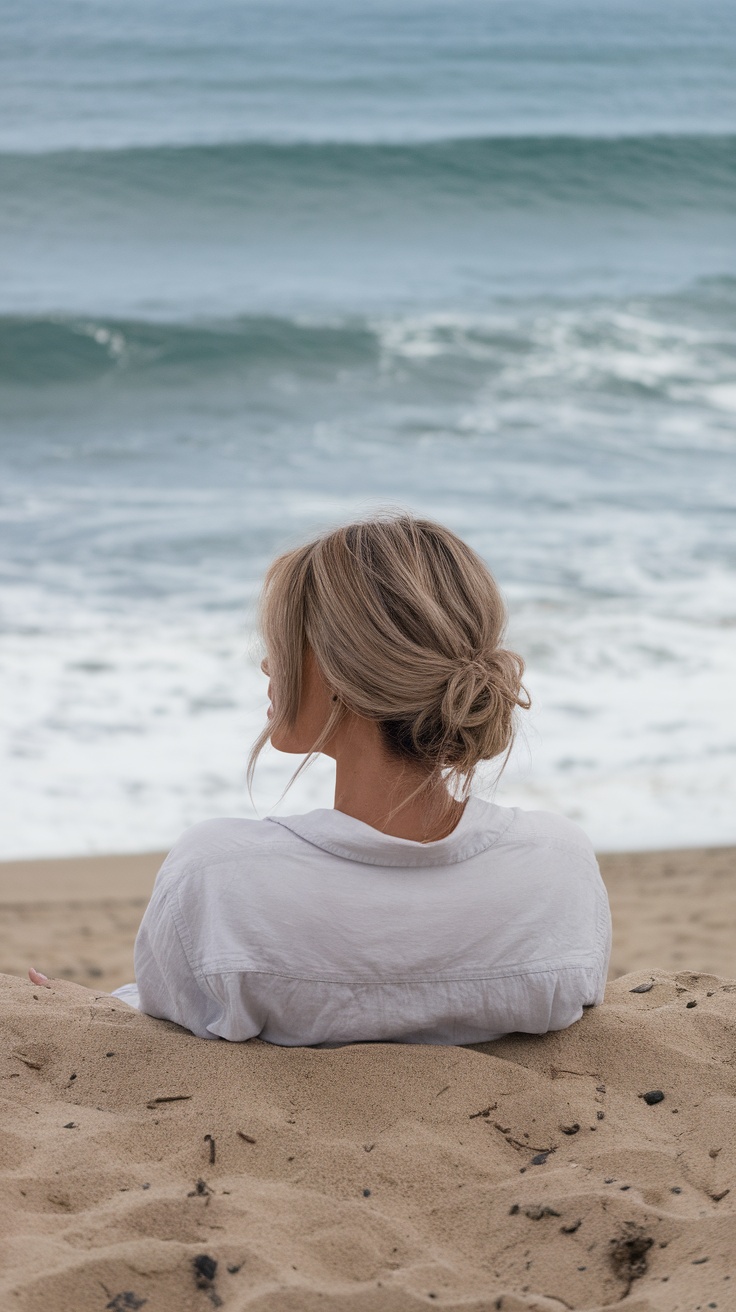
[113,796,611,1046]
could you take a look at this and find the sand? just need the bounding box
[0,845,734,1311]
[0,851,162,996]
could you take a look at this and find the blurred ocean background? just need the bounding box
[1,0,735,856]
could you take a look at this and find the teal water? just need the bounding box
[1,0,735,855]
[2,0,735,151]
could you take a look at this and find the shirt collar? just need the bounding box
[267,795,514,867]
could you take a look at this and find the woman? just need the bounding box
[32,514,611,1044]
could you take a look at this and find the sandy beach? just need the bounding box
[0,845,734,1311]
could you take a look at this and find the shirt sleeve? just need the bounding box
[593,873,613,1004]
[133,875,221,1040]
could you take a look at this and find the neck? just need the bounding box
[330,714,465,843]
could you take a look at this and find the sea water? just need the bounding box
[1,0,735,856]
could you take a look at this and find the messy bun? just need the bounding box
[249,513,530,800]
[382,647,527,777]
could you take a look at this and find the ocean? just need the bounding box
[1,0,735,856]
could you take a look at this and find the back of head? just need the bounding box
[251,512,530,796]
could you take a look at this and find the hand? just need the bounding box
[28,967,105,1000]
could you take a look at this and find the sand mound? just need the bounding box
[1,970,734,1311]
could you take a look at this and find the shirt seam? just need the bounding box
[142,885,226,1018]
[166,883,203,977]
[192,961,602,986]
[594,879,613,982]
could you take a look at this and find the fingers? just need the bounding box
[28,967,103,999]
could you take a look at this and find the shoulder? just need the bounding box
[488,804,610,952]
[154,816,298,886]
[481,803,601,892]
[498,806,598,862]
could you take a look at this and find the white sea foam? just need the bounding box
[2,558,735,858]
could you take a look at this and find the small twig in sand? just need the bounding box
[492,1121,557,1156]
[146,1095,192,1108]
[204,1134,216,1165]
[550,1067,601,1080]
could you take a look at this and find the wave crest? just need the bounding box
[2,134,734,215]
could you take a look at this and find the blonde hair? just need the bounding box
[248,513,530,804]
